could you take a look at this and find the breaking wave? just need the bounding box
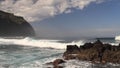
[115,35,120,41]
[0,37,120,68]
[0,37,84,49]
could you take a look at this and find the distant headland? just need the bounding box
[0,10,35,37]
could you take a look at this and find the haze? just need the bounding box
[0,0,120,39]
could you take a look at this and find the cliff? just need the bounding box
[0,10,35,36]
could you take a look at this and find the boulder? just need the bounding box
[66,45,79,52]
[64,54,78,60]
[63,45,80,57]
[53,59,65,66]
[45,59,65,68]
[80,42,93,49]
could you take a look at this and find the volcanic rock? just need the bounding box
[53,59,65,66]
[46,59,65,68]
[63,40,120,64]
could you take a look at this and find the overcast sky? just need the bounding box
[0,0,120,39]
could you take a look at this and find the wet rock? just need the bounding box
[64,54,78,60]
[80,42,93,49]
[46,59,65,68]
[53,59,65,66]
[45,62,53,65]
[63,40,120,64]
[66,45,79,52]
[63,45,80,57]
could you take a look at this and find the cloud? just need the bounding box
[0,0,105,22]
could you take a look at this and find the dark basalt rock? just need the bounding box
[64,54,78,60]
[53,59,65,66]
[80,42,93,49]
[66,45,80,52]
[63,45,80,58]
[63,40,120,64]
[0,10,35,36]
[46,59,65,68]
[46,40,120,67]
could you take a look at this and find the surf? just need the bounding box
[0,37,84,49]
[115,35,120,41]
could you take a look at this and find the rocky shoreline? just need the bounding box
[46,40,120,68]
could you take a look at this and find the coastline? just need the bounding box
[46,40,120,68]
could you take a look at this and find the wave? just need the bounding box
[115,35,120,41]
[0,37,85,49]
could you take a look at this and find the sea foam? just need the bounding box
[115,35,120,41]
[0,37,84,49]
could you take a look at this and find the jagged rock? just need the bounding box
[0,10,35,36]
[66,45,79,52]
[53,59,65,66]
[46,40,120,65]
[63,40,120,64]
[63,45,80,57]
[103,44,112,51]
[94,40,103,45]
[64,54,78,60]
[80,42,93,49]
[46,59,65,68]
[93,40,103,48]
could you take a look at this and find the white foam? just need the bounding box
[115,35,120,41]
[0,37,84,49]
[62,60,92,68]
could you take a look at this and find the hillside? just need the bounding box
[0,10,35,36]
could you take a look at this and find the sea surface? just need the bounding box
[0,37,120,68]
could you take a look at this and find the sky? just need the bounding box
[0,0,120,39]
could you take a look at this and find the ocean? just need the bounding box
[0,37,120,68]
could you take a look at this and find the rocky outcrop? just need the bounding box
[53,59,65,67]
[46,40,120,67]
[0,10,35,36]
[63,40,120,64]
[46,59,65,68]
